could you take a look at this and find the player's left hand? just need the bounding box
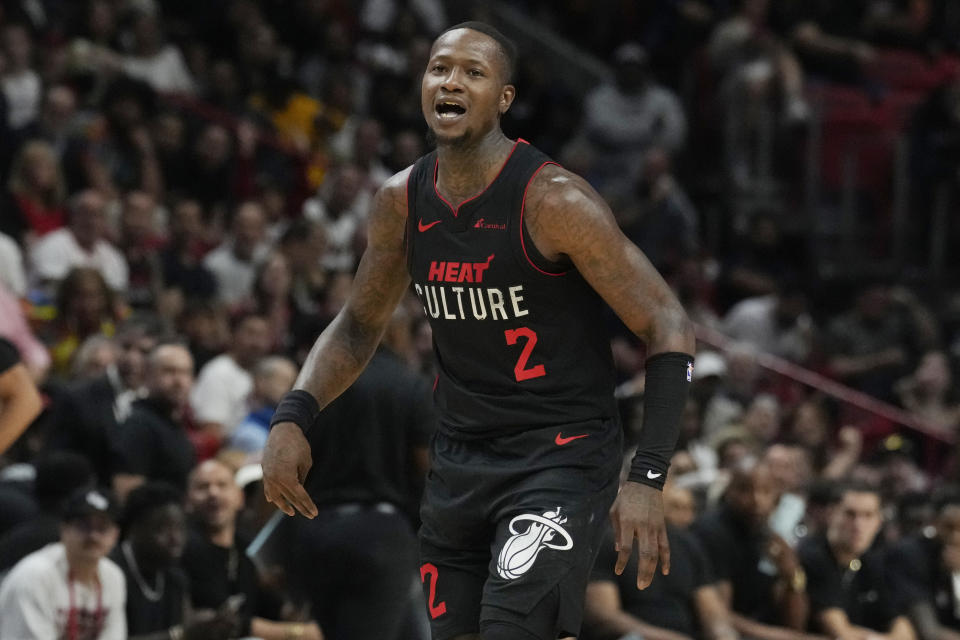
[610,480,669,590]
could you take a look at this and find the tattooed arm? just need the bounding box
[524,164,696,588]
[262,168,412,517]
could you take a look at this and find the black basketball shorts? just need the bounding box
[418,418,622,639]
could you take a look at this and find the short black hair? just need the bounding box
[121,482,183,536]
[440,21,517,83]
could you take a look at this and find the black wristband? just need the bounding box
[628,352,694,490]
[269,389,320,436]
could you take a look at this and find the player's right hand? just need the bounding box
[262,422,318,518]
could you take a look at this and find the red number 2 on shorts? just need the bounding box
[504,327,546,381]
[420,563,447,619]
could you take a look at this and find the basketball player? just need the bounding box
[262,21,695,640]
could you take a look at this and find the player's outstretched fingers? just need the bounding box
[263,480,296,516]
[285,482,318,519]
[635,524,658,590]
[658,523,671,575]
[614,520,635,576]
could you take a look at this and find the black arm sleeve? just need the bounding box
[628,352,694,489]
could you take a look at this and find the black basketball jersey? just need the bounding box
[406,139,617,435]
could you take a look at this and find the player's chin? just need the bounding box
[430,127,473,148]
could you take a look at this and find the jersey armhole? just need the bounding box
[519,161,571,277]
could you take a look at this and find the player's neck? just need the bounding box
[435,129,514,207]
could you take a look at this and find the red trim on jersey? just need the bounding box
[432,374,438,391]
[432,139,525,217]
[520,161,568,277]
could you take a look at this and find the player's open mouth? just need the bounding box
[436,101,467,119]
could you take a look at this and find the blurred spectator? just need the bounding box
[27,84,79,160]
[114,482,237,640]
[181,123,236,215]
[117,12,196,95]
[71,334,119,380]
[203,200,270,308]
[0,230,26,296]
[826,282,919,400]
[571,42,686,194]
[691,461,810,640]
[783,398,863,479]
[73,77,162,199]
[303,163,372,271]
[178,301,229,370]
[351,117,391,190]
[702,343,762,439]
[112,343,198,500]
[387,128,426,173]
[0,337,42,456]
[45,267,120,377]
[614,147,700,279]
[226,356,298,456]
[1,139,68,246]
[721,279,814,363]
[0,279,51,379]
[0,451,95,573]
[798,483,914,640]
[895,350,960,434]
[887,487,960,640]
[277,219,327,356]
[30,190,128,293]
[718,211,802,310]
[765,444,813,545]
[152,111,189,193]
[585,480,737,640]
[0,488,126,640]
[48,316,160,485]
[184,459,323,640]
[159,198,217,307]
[119,190,165,310]
[1,23,41,132]
[189,313,271,439]
[251,252,295,352]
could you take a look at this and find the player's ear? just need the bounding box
[499,84,516,115]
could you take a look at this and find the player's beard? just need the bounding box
[426,125,474,149]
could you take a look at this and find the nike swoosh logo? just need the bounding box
[555,432,589,446]
[418,219,442,232]
[646,470,663,479]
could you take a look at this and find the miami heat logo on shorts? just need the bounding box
[496,507,574,580]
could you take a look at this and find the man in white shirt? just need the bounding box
[29,189,129,292]
[203,201,269,308]
[0,488,126,640]
[190,313,272,439]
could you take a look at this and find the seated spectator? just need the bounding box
[29,189,129,293]
[888,488,960,640]
[118,190,165,310]
[159,198,218,306]
[250,253,295,352]
[178,301,229,370]
[571,43,686,194]
[0,336,43,456]
[112,343,198,499]
[1,139,67,246]
[45,267,121,377]
[0,487,126,639]
[798,483,915,640]
[117,12,195,95]
[894,350,960,434]
[303,163,372,271]
[71,334,119,381]
[721,280,814,363]
[203,201,270,309]
[184,459,322,640]
[1,23,41,132]
[614,147,700,280]
[189,313,271,439]
[826,282,921,401]
[691,460,810,640]
[0,451,95,572]
[114,482,237,640]
[48,316,160,485]
[226,356,298,455]
[584,479,737,640]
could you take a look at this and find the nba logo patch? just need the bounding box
[686,362,694,382]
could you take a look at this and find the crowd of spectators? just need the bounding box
[2,0,960,639]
